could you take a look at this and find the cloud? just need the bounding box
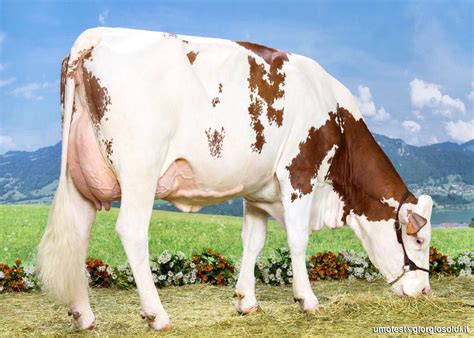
[402,120,422,133]
[0,77,15,88]
[10,81,56,100]
[0,135,16,153]
[410,78,466,118]
[355,85,391,121]
[412,110,424,120]
[467,82,474,102]
[99,9,109,26]
[445,119,474,143]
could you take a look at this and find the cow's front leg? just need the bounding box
[284,200,321,313]
[235,201,268,314]
[115,182,171,331]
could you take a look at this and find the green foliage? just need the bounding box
[192,248,235,286]
[255,247,293,285]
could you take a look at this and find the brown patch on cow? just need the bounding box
[67,47,94,79]
[286,104,416,222]
[218,83,223,93]
[82,66,112,129]
[205,127,225,158]
[236,41,289,65]
[238,41,288,153]
[326,105,416,221]
[102,138,114,163]
[286,112,341,201]
[212,97,220,107]
[187,51,198,65]
[60,54,70,127]
[248,96,266,153]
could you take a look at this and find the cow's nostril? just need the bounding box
[422,286,430,295]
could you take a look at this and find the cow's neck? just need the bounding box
[328,106,416,222]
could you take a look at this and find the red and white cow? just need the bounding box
[38,27,433,331]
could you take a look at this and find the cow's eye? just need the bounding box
[415,237,424,246]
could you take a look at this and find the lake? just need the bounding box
[431,208,474,227]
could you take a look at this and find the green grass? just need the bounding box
[1,279,473,335]
[0,204,472,265]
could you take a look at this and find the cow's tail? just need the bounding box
[37,51,87,304]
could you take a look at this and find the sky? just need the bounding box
[0,0,472,154]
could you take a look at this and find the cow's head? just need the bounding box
[347,195,433,296]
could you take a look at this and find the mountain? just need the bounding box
[0,143,61,203]
[373,134,474,185]
[1,136,473,213]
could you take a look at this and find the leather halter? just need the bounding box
[388,191,430,285]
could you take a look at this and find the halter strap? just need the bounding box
[388,191,430,285]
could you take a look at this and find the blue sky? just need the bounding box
[0,0,472,153]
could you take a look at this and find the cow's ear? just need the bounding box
[406,210,427,236]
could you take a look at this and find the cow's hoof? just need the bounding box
[234,291,262,315]
[293,297,321,314]
[236,303,264,315]
[68,309,96,330]
[140,311,172,331]
[304,305,325,315]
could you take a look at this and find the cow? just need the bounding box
[38,27,433,331]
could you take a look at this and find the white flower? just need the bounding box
[158,275,166,281]
[354,267,364,278]
[167,271,173,277]
[190,263,196,268]
[23,278,34,289]
[24,266,35,275]
[448,257,455,266]
[458,255,471,267]
[152,273,158,283]
[177,251,186,260]
[459,268,472,278]
[0,271,4,279]
[127,276,134,283]
[287,269,293,276]
[0,285,3,292]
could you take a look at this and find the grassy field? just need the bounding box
[1,279,473,335]
[0,204,472,265]
[1,204,473,335]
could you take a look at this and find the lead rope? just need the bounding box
[388,191,430,285]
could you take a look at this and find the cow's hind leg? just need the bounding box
[235,201,268,314]
[115,176,171,331]
[38,170,97,329]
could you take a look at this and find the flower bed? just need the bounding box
[1,248,472,293]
